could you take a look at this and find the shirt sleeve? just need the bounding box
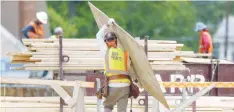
[22,25,34,39]
[96,25,108,58]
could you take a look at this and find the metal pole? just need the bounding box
[144,36,149,112]
[224,1,230,59]
[96,78,101,112]
[59,35,64,112]
[192,88,196,112]
[215,60,220,96]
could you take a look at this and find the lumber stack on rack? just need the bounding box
[6,39,233,71]
[1,96,234,112]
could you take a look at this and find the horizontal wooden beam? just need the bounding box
[23,39,177,44]
[33,61,183,65]
[1,96,234,108]
[6,52,32,56]
[31,55,176,59]
[29,57,174,62]
[182,57,233,64]
[8,51,206,59]
[17,64,187,71]
[0,77,94,88]
[161,82,234,88]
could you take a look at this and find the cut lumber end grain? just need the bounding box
[173,56,183,61]
[11,56,31,61]
[10,60,36,64]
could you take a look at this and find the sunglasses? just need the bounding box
[104,37,115,42]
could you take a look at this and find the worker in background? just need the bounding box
[22,11,48,78]
[96,18,131,112]
[22,11,48,39]
[194,22,213,54]
[50,27,63,39]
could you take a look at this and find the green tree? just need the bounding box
[47,1,234,51]
[47,6,78,38]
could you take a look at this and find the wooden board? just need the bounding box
[30,54,176,59]
[6,52,32,56]
[29,46,177,52]
[1,96,234,110]
[23,66,103,70]
[23,38,177,44]
[30,57,174,62]
[182,57,233,64]
[10,60,37,64]
[11,56,31,61]
[0,77,94,88]
[88,2,169,109]
[12,65,187,71]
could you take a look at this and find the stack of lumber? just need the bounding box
[1,96,234,112]
[6,39,232,71]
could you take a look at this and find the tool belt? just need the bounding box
[96,74,140,99]
[107,74,129,80]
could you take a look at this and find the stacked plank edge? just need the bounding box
[7,39,233,71]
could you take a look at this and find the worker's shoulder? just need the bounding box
[202,31,211,36]
[22,24,34,32]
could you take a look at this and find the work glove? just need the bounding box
[95,87,103,99]
[108,18,115,26]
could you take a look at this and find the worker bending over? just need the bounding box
[194,22,213,54]
[96,18,131,112]
[22,11,48,39]
[22,11,48,78]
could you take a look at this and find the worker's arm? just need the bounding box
[96,18,115,58]
[22,25,39,39]
[96,24,108,58]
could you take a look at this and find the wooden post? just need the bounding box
[59,35,64,112]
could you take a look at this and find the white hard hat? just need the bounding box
[194,22,207,32]
[36,11,48,24]
[54,27,63,34]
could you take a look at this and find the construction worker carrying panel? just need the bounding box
[194,22,213,54]
[22,11,48,39]
[50,27,63,39]
[96,18,139,112]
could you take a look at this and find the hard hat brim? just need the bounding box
[36,13,48,24]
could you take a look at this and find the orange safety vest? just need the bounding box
[199,31,213,53]
[28,22,44,39]
[104,47,130,83]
